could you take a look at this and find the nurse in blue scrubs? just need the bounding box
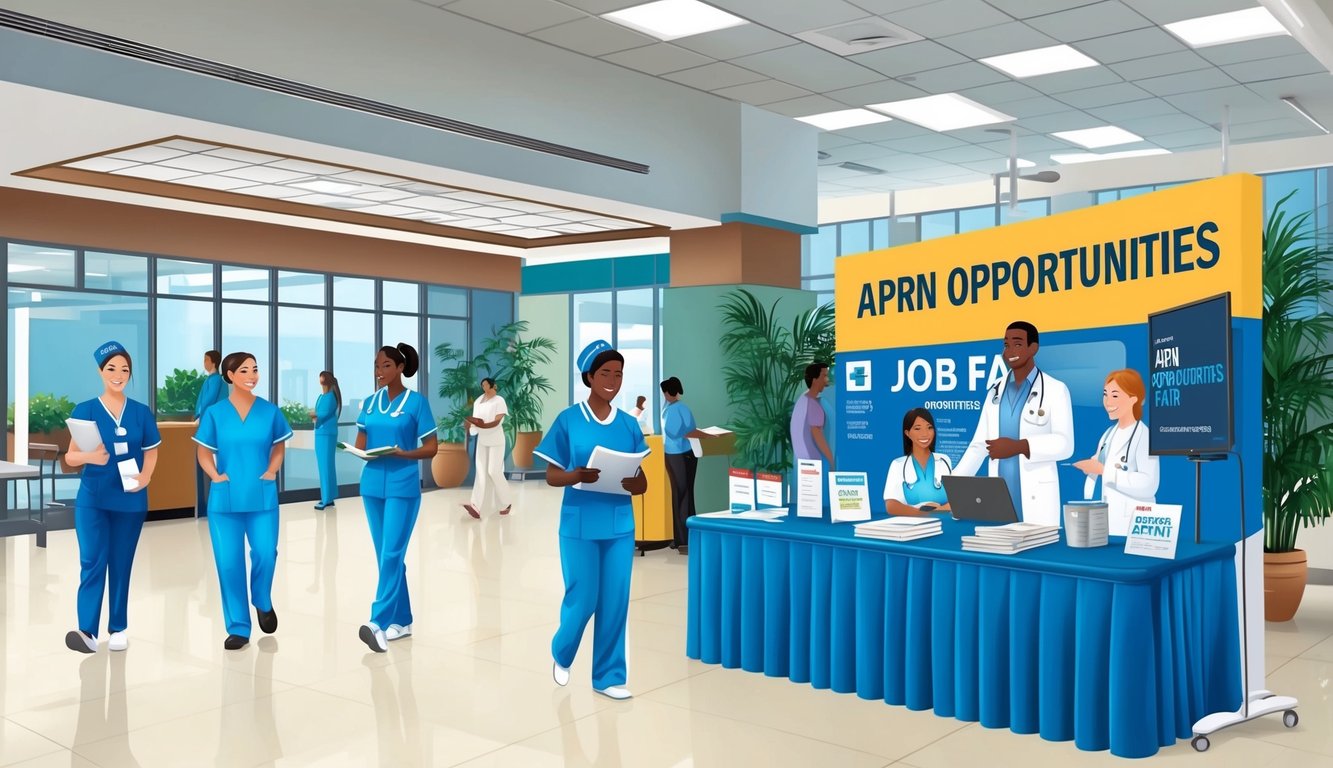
[535,340,649,701]
[355,343,438,653]
[194,351,293,650]
[882,407,952,516]
[313,370,341,510]
[64,341,161,654]
[194,350,227,516]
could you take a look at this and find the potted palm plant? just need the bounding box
[486,321,557,469]
[718,289,836,474]
[432,342,491,488]
[6,393,77,470]
[1262,190,1333,621]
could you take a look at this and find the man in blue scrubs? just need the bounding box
[194,350,227,517]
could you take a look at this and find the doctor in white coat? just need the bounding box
[956,321,1074,526]
[1073,369,1160,535]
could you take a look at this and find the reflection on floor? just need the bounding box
[1,482,1332,767]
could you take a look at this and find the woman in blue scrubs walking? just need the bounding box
[65,341,161,654]
[194,352,293,650]
[313,371,341,510]
[535,340,649,700]
[355,343,438,653]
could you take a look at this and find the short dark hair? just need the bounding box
[378,343,420,378]
[204,350,221,367]
[581,349,625,387]
[804,362,830,388]
[901,407,936,456]
[1006,321,1039,345]
[660,377,684,397]
[481,377,496,389]
[220,352,256,384]
[635,395,647,408]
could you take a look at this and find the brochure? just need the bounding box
[796,459,824,518]
[729,468,755,512]
[1123,503,1183,560]
[828,471,872,523]
[755,472,784,511]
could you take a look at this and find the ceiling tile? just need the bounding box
[818,164,883,181]
[1025,1,1153,41]
[1072,27,1184,64]
[818,132,864,149]
[921,144,1007,163]
[978,133,1076,152]
[672,24,799,60]
[905,61,1012,93]
[556,0,642,12]
[936,22,1057,59]
[851,40,969,77]
[530,17,656,57]
[960,80,1046,105]
[1164,85,1270,114]
[1196,36,1309,66]
[1228,117,1319,141]
[982,0,1103,18]
[861,152,945,171]
[996,95,1076,117]
[825,79,930,107]
[878,134,972,152]
[1056,81,1153,109]
[1108,50,1213,81]
[1114,112,1210,135]
[601,44,715,75]
[707,0,870,33]
[729,44,883,92]
[832,120,932,142]
[1206,102,1290,125]
[1016,110,1106,133]
[664,61,768,90]
[1245,73,1333,100]
[1024,66,1122,94]
[711,79,812,105]
[887,0,1014,37]
[1221,54,1327,85]
[820,142,912,162]
[1084,97,1178,120]
[892,164,979,181]
[1119,0,1256,24]
[444,0,583,34]
[843,0,942,12]
[1148,126,1223,149]
[763,94,850,117]
[1135,68,1237,97]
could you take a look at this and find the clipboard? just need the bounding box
[574,446,651,495]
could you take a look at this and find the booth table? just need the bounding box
[685,514,1241,759]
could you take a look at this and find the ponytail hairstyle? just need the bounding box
[319,370,342,417]
[379,343,420,378]
[220,351,256,384]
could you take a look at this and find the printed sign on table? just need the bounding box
[1124,503,1183,559]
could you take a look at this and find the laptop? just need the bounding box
[942,476,1021,524]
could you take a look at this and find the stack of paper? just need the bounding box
[854,516,942,542]
[961,522,1060,554]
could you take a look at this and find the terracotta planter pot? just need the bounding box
[512,431,543,469]
[1264,549,1308,622]
[7,428,75,472]
[431,442,470,488]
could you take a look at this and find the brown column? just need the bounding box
[668,222,801,289]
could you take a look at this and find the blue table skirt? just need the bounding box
[685,517,1241,759]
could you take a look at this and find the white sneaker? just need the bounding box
[385,624,412,641]
[595,686,632,700]
[108,632,128,652]
[65,630,97,654]
[359,623,387,653]
[552,661,570,687]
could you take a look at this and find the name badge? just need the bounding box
[114,442,129,456]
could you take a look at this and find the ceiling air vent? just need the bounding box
[794,18,923,57]
[838,162,886,175]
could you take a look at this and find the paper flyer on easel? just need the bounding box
[729,468,755,512]
[1124,503,1182,559]
[828,471,871,523]
[796,460,823,518]
[755,472,784,511]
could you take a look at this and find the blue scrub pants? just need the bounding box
[365,496,420,629]
[75,506,146,637]
[552,534,634,690]
[208,509,278,637]
[315,434,338,506]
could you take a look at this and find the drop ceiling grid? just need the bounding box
[423,0,1331,195]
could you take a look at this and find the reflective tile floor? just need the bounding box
[1,482,1332,767]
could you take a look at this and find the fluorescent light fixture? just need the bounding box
[1051,126,1143,149]
[1050,148,1170,164]
[602,0,748,41]
[796,108,892,131]
[1164,7,1288,48]
[1281,96,1329,134]
[867,93,1015,132]
[980,44,1099,79]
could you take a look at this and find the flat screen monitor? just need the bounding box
[1147,292,1234,456]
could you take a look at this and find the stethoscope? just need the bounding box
[366,387,411,418]
[1096,421,1141,467]
[902,452,952,490]
[97,397,129,437]
[990,369,1047,426]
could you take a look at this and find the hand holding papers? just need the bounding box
[117,458,141,492]
[66,418,104,452]
[574,446,651,496]
[337,442,397,460]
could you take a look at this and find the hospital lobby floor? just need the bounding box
[1,482,1332,768]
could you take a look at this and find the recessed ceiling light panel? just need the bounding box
[602,0,748,41]
[980,44,1099,79]
[867,93,1015,132]
[1164,7,1289,48]
[1051,126,1143,149]
[1050,148,1170,164]
[795,108,892,131]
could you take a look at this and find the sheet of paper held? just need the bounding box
[66,418,104,452]
[696,510,785,522]
[573,446,651,495]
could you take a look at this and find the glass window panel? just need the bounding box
[333,276,374,309]
[278,306,326,492]
[802,277,835,292]
[84,252,148,293]
[277,270,325,305]
[427,316,468,440]
[155,298,215,418]
[615,289,655,421]
[871,218,889,250]
[7,244,76,287]
[919,211,956,241]
[838,221,870,256]
[958,206,995,233]
[817,292,834,308]
[1094,190,1119,205]
[383,281,419,314]
[808,225,837,277]
[382,314,421,392]
[1264,170,1316,224]
[220,265,271,301]
[572,292,613,403]
[1000,198,1050,225]
[221,302,273,399]
[1118,185,1153,200]
[428,285,468,316]
[889,216,919,246]
[157,259,214,296]
[333,310,375,419]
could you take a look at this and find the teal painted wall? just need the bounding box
[662,284,816,514]
[517,294,571,435]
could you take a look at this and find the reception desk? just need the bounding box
[147,422,197,521]
[633,433,735,554]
